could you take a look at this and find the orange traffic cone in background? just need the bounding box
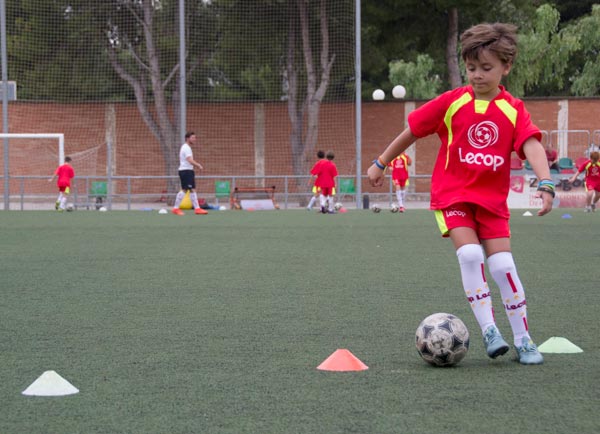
[317,349,368,371]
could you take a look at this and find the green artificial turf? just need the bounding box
[0,209,598,433]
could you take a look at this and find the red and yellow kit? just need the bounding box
[408,85,540,218]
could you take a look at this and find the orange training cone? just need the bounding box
[317,349,368,371]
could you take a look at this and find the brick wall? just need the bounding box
[3,98,599,195]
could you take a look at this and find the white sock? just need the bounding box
[319,194,326,208]
[57,193,63,203]
[401,190,407,204]
[327,196,334,211]
[60,196,68,209]
[457,244,495,334]
[307,196,317,208]
[174,191,185,208]
[190,191,200,209]
[487,252,530,346]
[396,190,402,207]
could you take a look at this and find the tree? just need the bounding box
[506,4,579,96]
[286,0,336,180]
[215,0,353,183]
[7,0,124,101]
[362,0,538,96]
[388,54,442,99]
[564,4,600,96]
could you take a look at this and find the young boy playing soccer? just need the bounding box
[388,153,412,212]
[568,151,600,212]
[49,156,75,211]
[368,23,554,365]
[307,150,326,210]
[310,150,338,214]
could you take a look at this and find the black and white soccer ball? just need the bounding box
[415,312,469,367]
[390,203,399,213]
[66,203,74,212]
[334,202,343,211]
[371,203,381,213]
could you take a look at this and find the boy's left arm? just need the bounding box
[522,138,553,216]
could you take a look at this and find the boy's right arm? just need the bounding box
[367,128,417,186]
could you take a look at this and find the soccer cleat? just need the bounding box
[584,206,592,213]
[327,209,336,214]
[398,206,405,213]
[320,206,327,214]
[194,208,208,215]
[55,201,60,211]
[172,208,184,216]
[592,204,596,212]
[483,325,510,359]
[515,336,544,365]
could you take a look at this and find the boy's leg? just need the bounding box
[319,194,326,213]
[487,252,529,344]
[487,251,543,364]
[307,194,317,209]
[457,243,510,358]
[443,206,510,359]
[592,189,600,211]
[396,189,402,207]
[456,243,496,332]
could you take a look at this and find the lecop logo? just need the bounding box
[468,121,499,149]
[445,209,466,218]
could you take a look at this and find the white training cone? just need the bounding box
[22,370,79,396]
[538,337,583,354]
[522,211,533,216]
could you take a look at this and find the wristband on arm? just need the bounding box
[537,179,555,198]
[372,157,387,170]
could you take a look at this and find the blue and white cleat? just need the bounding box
[515,336,544,365]
[483,325,510,359]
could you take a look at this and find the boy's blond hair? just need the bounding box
[460,23,518,65]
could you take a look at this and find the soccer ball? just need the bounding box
[98,206,107,212]
[390,204,399,213]
[415,312,470,367]
[66,203,74,212]
[158,208,168,214]
[334,202,343,211]
[371,204,381,213]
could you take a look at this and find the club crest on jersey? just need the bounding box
[468,121,499,149]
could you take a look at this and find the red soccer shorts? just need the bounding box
[393,178,409,188]
[585,180,600,193]
[320,186,334,196]
[434,202,510,239]
[58,185,70,193]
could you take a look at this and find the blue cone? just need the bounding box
[561,214,572,219]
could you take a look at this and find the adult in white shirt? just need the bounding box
[172,132,208,215]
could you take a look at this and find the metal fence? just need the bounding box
[4,174,433,211]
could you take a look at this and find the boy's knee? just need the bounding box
[456,244,484,264]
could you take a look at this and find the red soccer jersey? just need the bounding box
[55,164,75,188]
[310,159,338,188]
[578,159,600,188]
[388,154,411,181]
[408,85,541,218]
